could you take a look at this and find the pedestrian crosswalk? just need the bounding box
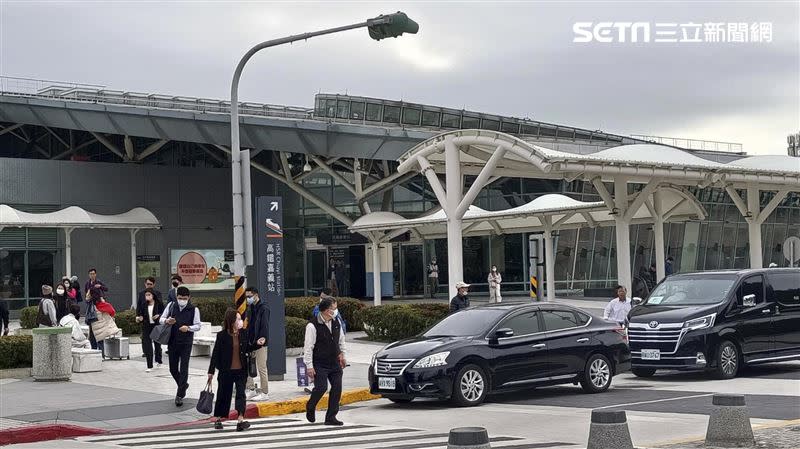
[78,417,575,448]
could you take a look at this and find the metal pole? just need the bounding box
[544,231,556,302]
[241,150,254,267]
[65,228,73,277]
[229,20,378,278]
[614,178,632,293]
[130,229,139,310]
[746,186,763,269]
[653,190,666,281]
[444,138,463,299]
[371,241,382,306]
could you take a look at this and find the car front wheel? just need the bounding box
[713,340,739,379]
[580,354,613,393]
[451,364,488,407]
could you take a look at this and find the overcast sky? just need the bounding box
[1,1,798,155]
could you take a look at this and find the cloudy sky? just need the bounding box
[1,1,797,155]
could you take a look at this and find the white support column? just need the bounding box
[130,228,140,310]
[614,178,632,293]
[444,138,463,299]
[652,190,666,281]
[746,186,763,269]
[370,239,381,306]
[542,217,556,302]
[65,227,74,277]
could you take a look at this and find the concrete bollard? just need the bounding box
[32,327,73,381]
[587,410,634,449]
[447,427,491,449]
[705,394,755,447]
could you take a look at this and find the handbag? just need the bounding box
[150,323,172,346]
[196,382,214,415]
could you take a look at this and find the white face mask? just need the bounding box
[246,296,255,305]
[56,288,65,295]
[177,299,189,308]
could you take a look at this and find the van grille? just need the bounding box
[628,324,686,354]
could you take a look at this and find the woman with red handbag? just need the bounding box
[207,308,251,431]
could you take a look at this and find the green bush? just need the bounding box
[20,306,38,329]
[359,304,450,342]
[0,335,33,369]
[285,316,307,348]
[192,297,233,326]
[115,309,140,336]
[285,297,366,332]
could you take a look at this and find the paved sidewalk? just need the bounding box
[0,332,379,432]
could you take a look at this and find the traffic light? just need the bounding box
[367,12,420,41]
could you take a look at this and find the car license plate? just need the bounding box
[378,377,396,390]
[641,349,661,360]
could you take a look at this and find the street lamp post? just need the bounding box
[229,12,419,279]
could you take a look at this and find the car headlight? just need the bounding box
[413,351,450,369]
[683,313,716,331]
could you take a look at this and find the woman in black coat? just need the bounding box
[208,307,251,431]
[136,288,165,371]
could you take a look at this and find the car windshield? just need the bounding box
[645,274,737,306]
[423,308,506,337]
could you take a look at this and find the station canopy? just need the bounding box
[0,205,160,229]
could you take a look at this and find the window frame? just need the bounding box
[492,309,544,339]
[541,309,583,332]
[769,272,800,307]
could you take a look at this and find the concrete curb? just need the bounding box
[0,424,105,446]
[0,367,31,379]
[255,388,380,417]
[649,418,800,448]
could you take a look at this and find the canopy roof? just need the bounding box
[0,205,161,229]
[350,188,705,238]
[397,130,800,188]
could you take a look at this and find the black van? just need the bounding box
[628,268,800,379]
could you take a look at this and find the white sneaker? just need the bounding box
[246,389,259,400]
[251,393,270,402]
[145,368,152,373]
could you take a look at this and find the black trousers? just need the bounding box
[214,369,247,418]
[307,366,343,421]
[168,343,192,397]
[141,324,162,369]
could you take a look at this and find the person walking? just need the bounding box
[603,285,632,326]
[488,265,502,303]
[449,282,471,313]
[244,287,270,401]
[167,275,183,304]
[304,297,346,426]
[85,288,104,354]
[84,268,108,299]
[428,258,439,299]
[159,286,201,406]
[137,277,163,309]
[208,308,251,432]
[136,287,165,372]
[665,256,675,276]
[59,304,91,349]
[0,298,9,336]
[313,292,347,333]
[37,285,57,327]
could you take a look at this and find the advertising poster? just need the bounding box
[169,249,235,291]
[136,255,161,278]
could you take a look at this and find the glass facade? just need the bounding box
[0,226,57,310]
[277,170,800,298]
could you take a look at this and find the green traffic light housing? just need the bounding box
[367,12,420,41]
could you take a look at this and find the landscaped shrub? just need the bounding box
[285,316,307,348]
[285,297,366,332]
[284,297,318,320]
[20,306,38,329]
[115,309,140,336]
[192,297,232,326]
[359,304,450,342]
[0,335,33,369]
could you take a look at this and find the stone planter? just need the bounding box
[32,327,73,381]
[14,328,33,336]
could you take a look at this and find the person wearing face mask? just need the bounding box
[449,282,471,313]
[303,297,347,426]
[312,293,347,334]
[53,283,70,322]
[244,287,270,401]
[136,287,165,372]
[488,265,502,304]
[159,286,201,406]
[166,275,183,304]
[61,276,78,304]
[208,308,251,431]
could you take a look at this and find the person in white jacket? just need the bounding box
[59,304,91,349]
[488,266,502,303]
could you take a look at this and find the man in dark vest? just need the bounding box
[303,297,346,426]
[159,286,201,406]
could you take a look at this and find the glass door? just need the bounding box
[305,249,328,295]
[400,244,425,296]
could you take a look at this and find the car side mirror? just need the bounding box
[632,297,643,306]
[495,328,514,339]
[742,294,756,307]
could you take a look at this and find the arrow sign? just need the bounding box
[270,202,278,211]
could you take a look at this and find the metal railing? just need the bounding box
[630,134,743,153]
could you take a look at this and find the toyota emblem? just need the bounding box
[649,321,659,328]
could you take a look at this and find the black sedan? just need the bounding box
[368,302,631,407]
